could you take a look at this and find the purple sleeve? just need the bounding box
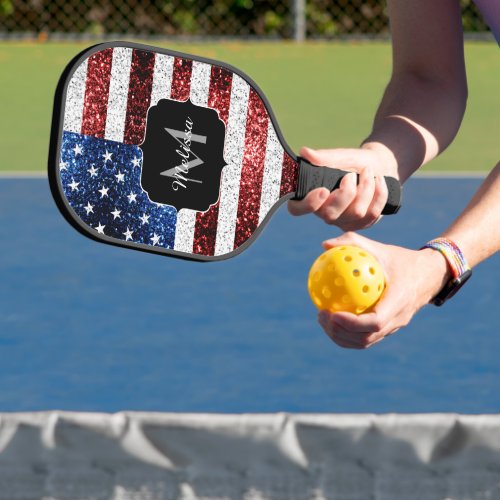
[473,0,500,45]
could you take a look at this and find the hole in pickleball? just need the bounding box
[378,284,382,291]
[327,264,335,272]
[359,251,366,257]
[322,286,332,299]
[342,295,351,304]
[313,271,321,282]
[362,285,369,293]
[352,269,360,277]
[356,306,366,314]
[333,303,341,311]
[369,267,375,275]
[344,256,352,262]
[313,294,322,307]
[334,277,344,287]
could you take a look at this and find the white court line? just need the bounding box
[413,170,487,178]
[0,171,48,178]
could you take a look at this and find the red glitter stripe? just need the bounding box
[123,50,156,145]
[279,152,299,197]
[233,89,269,250]
[170,58,193,101]
[193,67,233,257]
[81,48,113,138]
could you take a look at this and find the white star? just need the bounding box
[95,222,105,234]
[68,178,79,192]
[115,171,125,183]
[73,144,83,156]
[98,185,109,198]
[59,160,68,171]
[123,227,133,241]
[131,156,141,168]
[111,208,121,220]
[102,150,113,163]
[88,164,98,177]
[139,213,150,225]
[84,202,94,215]
[150,233,161,246]
[127,191,137,203]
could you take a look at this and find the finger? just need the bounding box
[319,311,370,349]
[315,172,357,224]
[330,311,385,335]
[288,188,330,216]
[363,174,389,223]
[299,147,367,171]
[342,164,376,221]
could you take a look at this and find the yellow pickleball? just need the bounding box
[308,245,385,314]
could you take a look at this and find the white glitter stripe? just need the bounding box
[63,58,88,133]
[173,62,212,254]
[149,54,174,107]
[214,75,250,256]
[189,61,211,107]
[104,48,133,142]
[258,123,284,225]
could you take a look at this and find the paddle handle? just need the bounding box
[293,157,402,215]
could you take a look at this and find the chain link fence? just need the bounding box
[0,0,490,40]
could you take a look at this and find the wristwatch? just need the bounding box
[421,238,472,306]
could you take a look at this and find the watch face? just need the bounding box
[432,269,472,306]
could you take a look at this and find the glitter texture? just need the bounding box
[214,74,250,256]
[104,47,133,143]
[193,66,233,257]
[149,54,175,107]
[123,50,155,145]
[170,58,193,101]
[63,58,88,133]
[59,45,302,259]
[234,89,269,250]
[258,122,284,225]
[280,153,299,197]
[61,131,177,249]
[81,48,113,138]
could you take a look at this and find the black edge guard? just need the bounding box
[293,157,402,215]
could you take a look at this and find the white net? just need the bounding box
[0,412,500,499]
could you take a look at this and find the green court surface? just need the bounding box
[0,41,497,173]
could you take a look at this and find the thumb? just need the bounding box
[299,147,365,170]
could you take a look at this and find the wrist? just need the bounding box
[417,248,453,303]
[361,141,399,178]
[420,238,472,306]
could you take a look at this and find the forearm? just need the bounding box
[362,73,467,183]
[418,163,500,302]
[361,0,467,183]
[441,162,500,267]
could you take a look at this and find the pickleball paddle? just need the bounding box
[49,41,401,262]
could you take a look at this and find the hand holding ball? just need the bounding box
[308,245,385,314]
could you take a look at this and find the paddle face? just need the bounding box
[49,41,299,261]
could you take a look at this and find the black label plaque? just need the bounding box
[140,98,227,212]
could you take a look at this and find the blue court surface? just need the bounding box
[0,176,498,413]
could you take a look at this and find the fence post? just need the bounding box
[293,0,306,41]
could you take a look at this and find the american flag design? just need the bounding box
[58,44,299,259]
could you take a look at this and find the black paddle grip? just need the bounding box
[293,157,402,215]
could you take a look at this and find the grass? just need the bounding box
[0,40,497,172]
